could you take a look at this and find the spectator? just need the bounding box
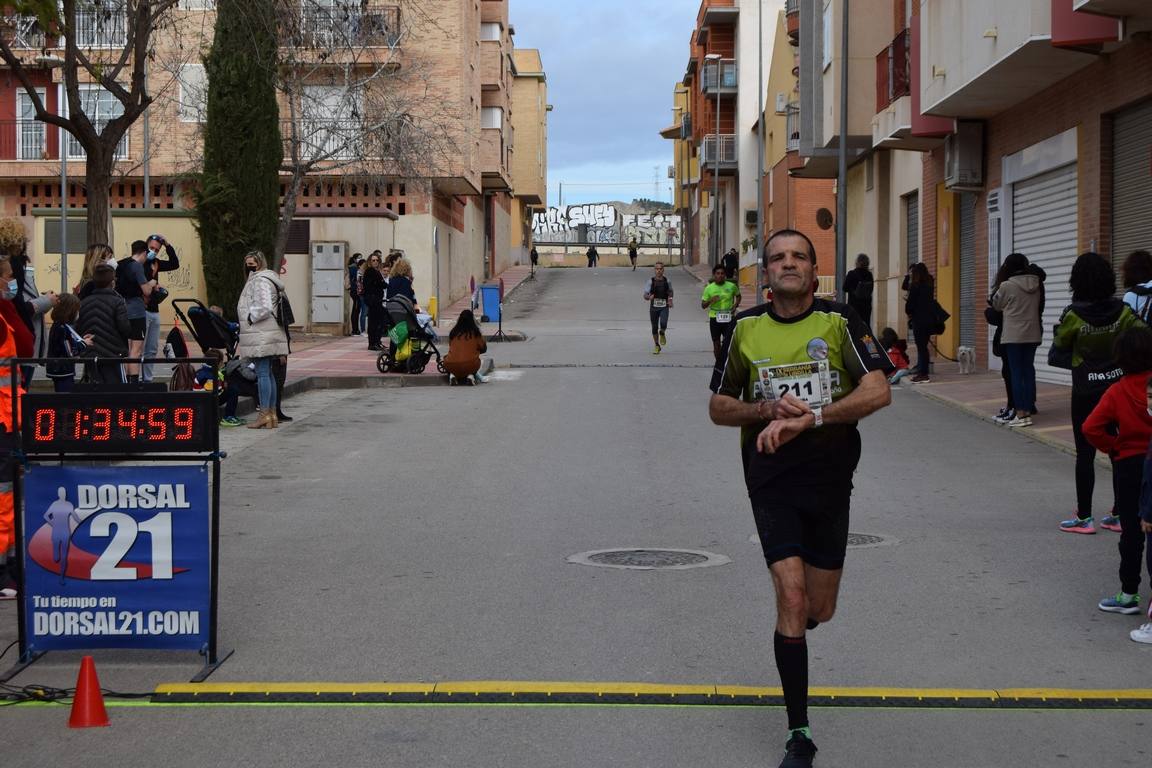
[77,264,130,385]
[46,293,91,392]
[362,252,386,351]
[721,247,739,281]
[237,250,290,430]
[991,253,1045,428]
[76,243,116,298]
[1050,252,1141,534]
[10,250,58,386]
[114,240,157,382]
[140,234,180,383]
[0,257,33,601]
[842,253,874,328]
[879,327,911,384]
[1082,325,1152,619]
[346,252,365,336]
[586,244,599,268]
[443,310,493,385]
[1120,250,1152,320]
[903,263,937,383]
[386,256,417,303]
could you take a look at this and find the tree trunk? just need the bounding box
[84,151,114,248]
[274,171,302,262]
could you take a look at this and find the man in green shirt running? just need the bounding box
[709,229,893,768]
[701,264,742,361]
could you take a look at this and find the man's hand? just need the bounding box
[770,393,811,420]
[756,413,814,454]
[44,290,58,306]
[1142,520,1152,534]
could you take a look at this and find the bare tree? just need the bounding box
[0,0,181,242]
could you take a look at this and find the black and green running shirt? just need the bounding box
[710,299,894,492]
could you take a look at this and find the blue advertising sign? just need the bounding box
[21,465,210,653]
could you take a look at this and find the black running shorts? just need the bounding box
[128,317,147,341]
[750,482,852,570]
[709,317,733,344]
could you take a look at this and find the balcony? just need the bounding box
[700,134,737,171]
[785,104,800,152]
[0,120,55,161]
[875,29,910,113]
[701,59,738,94]
[280,2,401,50]
[74,3,127,48]
[0,14,48,49]
[480,127,511,191]
[785,0,799,43]
[1073,0,1148,17]
[284,118,364,163]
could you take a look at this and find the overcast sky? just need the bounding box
[510,0,709,208]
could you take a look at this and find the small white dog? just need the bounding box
[957,346,976,374]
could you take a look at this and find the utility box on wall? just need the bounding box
[945,120,984,192]
[310,241,347,327]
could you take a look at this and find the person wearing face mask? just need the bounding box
[0,256,35,600]
[114,241,158,382]
[76,243,117,299]
[1081,326,1152,620]
[139,235,179,383]
[9,250,58,386]
[237,251,290,429]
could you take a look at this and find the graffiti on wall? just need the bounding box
[532,204,682,245]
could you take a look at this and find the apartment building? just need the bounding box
[509,47,549,263]
[0,0,547,330]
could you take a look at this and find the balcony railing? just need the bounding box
[0,120,127,162]
[0,14,48,48]
[785,0,799,14]
[875,28,911,113]
[75,3,128,48]
[700,134,737,165]
[785,103,800,152]
[281,1,401,49]
[285,118,365,161]
[701,59,738,92]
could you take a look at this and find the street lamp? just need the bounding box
[705,52,722,268]
[35,54,68,293]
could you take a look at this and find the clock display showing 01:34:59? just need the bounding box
[21,392,215,454]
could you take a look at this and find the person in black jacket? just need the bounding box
[46,293,90,392]
[842,253,874,328]
[77,265,130,385]
[903,262,937,383]
[140,235,179,383]
[361,253,386,350]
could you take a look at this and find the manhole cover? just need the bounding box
[568,548,731,571]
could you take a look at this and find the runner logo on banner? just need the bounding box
[22,465,210,653]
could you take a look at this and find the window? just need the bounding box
[16,89,47,160]
[74,1,127,48]
[822,2,832,71]
[481,106,502,129]
[65,85,127,159]
[300,85,363,161]
[480,22,501,41]
[178,64,207,123]
[178,0,215,8]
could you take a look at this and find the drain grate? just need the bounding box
[847,533,894,549]
[569,548,731,571]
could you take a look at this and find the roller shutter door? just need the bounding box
[958,193,976,348]
[1012,163,1077,386]
[1112,100,1152,272]
[905,192,919,341]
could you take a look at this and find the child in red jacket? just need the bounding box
[880,327,910,384]
[1082,326,1152,619]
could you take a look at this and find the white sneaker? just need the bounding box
[1131,623,1152,644]
[0,586,17,600]
[1006,415,1032,428]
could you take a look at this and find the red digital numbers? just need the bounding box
[33,408,55,441]
[117,408,139,439]
[91,408,112,441]
[147,408,167,440]
[173,408,194,440]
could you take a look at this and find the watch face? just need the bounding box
[22,392,217,454]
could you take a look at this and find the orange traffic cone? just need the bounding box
[68,655,110,728]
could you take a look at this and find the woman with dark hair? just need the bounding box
[346,253,365,336]
[361,253,386,351]
[992,252,1045,427]
[1050,252,1141,534]
[443,309,491,385]
[903,262,936,383]
[1121,250,1152,320]
[1082,325,1152,618]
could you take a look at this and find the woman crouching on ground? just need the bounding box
[443,310,493,385]
[237,250,290,429]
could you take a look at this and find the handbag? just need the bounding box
[931,301,950,335]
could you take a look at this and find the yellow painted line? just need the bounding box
[1032,425,1073,433]
[999,688,1152,700]
[715,685,783,697]
[809,687,997,700]
[155,682,434,695]
[434,681,715,696]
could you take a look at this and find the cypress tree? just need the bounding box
[196,0,282,315]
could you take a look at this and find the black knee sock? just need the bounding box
[773,630,809,731]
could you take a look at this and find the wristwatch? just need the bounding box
[811,407,824,428]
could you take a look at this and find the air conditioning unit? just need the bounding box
[667,165,676,179]
[745,209,758,227]
[774,92,788,114]
[945,120,984,191]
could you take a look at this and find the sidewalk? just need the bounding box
[281,264,535,389]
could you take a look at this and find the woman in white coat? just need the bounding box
[236,250,289,429]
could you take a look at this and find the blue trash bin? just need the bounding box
[480,284,501,323]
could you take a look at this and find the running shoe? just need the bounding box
[1059,516,1095,534]
[779,731,818,768]
[911,374,931,383]
[1131,623,1152,644]
[219,416,245,427]
[1099,514,1122,532]
[0,585,16,600]
[652,345,661,355]
[994,408,1016,424]
[1099,592,1141,614]
[659,331,667,346]
[1006,414,1032,428]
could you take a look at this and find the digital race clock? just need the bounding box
[21,392,217,454]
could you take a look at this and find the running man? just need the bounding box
[643,262,674,354]
[708,229,892,768]
[628,237,639,271]
[44,487,80,582]
[701,264,741,361]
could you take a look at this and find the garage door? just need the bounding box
[958,193,977,348]
[1012,163,1077,386]
[1113,99,1152,273]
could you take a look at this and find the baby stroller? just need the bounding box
[171,298,258,402]
[377,295,444,374]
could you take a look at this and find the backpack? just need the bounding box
[1131,284,1152,325]
[852,273,874,303]
[261,275,295,327]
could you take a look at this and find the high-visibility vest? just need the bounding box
[0,313,23,432]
